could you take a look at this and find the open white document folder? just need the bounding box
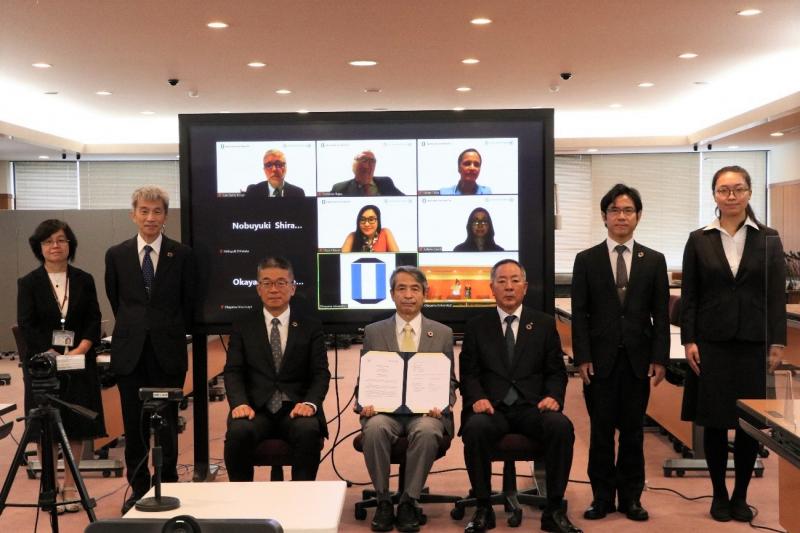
[358,351,451,414]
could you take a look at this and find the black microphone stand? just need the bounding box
[135,401,180,512]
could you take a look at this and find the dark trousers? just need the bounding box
[116,338,185,497]
[583,351,650,506]
[462,403,575,508]
[224,403,323,481]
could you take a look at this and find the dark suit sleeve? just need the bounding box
[223,323,249,409]
[459,323,487,408]
[17,276,43,359]
[650,253,671,365]
[104,247,119,316]
[78,273,102,347]
[542,322,568,409]
[680,233,698,345]
[303,321,331,407]
[569,252,591,366]
[767,230,787,346]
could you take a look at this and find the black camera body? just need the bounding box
[28,352,60,401]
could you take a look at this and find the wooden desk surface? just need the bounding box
[0,403,16,417]
[737,399,800,435]
[124,481,347,533]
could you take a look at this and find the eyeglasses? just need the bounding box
[355,156,376,163]
[606,207,637,216]
[258,279,293,289]
[714,186,750,197]
[264,161,286,169]
[471,220,489,227]
[42,238,69,247]
[359,216,378,224]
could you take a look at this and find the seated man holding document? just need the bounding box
[357,266,457,532]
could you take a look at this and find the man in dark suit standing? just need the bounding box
[358,266,457,532]
[460,259,581,533]
[330,150,404,196]
[571,183,669,522]
[105,185,195,514]
[223,256,330,482]
[245,149,306,198]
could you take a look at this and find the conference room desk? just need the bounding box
[124,481,347,533]
[737,399,800,533]
[0,403,15,417]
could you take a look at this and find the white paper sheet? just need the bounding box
[405,352,451,413]
[358,351,405,412]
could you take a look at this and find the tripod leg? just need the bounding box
[40,414,61,532]
[0,415,43,513]
[52,410,96,522]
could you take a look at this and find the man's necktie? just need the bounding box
[142,245,155,296]
[273,187,282,197]
[615,244,628,304]
[400,323,415,352]
[268,318,284,413]
[503,315,518,405]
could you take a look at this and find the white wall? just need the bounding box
[770,140,800,184]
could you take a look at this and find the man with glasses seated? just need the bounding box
[330,150,405,196]
[223,256,330,481]
[245,149,306,198]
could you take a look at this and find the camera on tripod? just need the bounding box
[28,352,60,401]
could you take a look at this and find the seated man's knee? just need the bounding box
[362,415,396,441]
[226,417,257,444]
[408,419,444,448]
[544,412,575,444]
[288,416,322,446]
[462,413,495,442]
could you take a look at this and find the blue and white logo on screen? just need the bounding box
[339,253,397,309]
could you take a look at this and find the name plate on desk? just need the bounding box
[357,351,451,414]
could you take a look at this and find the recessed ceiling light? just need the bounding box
[470,17,492,25]
[140,111,155,115]
[219,110,231,113]
[679,52,698,59]
[587,148,599,153]
[38,155,50,159]
[456,86,472,92]
[96,90,112,96]
[462,58,480,64]
[453,107,465,111]
[363,88,382,93]
[44,91,58,95]
[728,145,739,150]
[372,107,388,111]
[349,60,377,67]
[609,103,623,108]
[188,90,200,98]
[297,109,310,114]
[248,61,266,68]
[275,89,292,95]
[770,132,784,137]
[693,81,710,85]
[638,82,654,88]
[32,62,52,68]
[736,9,761,16]
[207,21,229,28]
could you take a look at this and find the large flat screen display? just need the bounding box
[180,110,554,333]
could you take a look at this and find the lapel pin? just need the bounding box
[291,321,298,327]
[167,251,174,257]
[637,251,644,258]
[426,331,434,337]
[525,323,533,330]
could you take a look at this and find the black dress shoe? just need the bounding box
[396,501,420,532]
[583,500,614,520]
[372,500,395,532]
[709,497,731,522]
[541,508,583,533]
[730,498,753,522]
[619,500,649,521]
[464,506,496,533]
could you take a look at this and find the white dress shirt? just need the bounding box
[137,233,163,272]
[606,236,634,281]
[395,312,423,352]
[497,304,523,340]
[704,217,759,277]
[263,305,290,355]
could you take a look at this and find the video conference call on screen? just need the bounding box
[181,111,552,331]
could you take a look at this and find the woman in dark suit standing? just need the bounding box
[17,219,106,512]
[680,166,786,522]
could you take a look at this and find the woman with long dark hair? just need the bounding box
[680,165,786,522]
[454,207,504,252]
[341,204,399,252]
[17,219,106,513]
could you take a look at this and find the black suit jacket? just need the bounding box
[105,235,195,376]
[680,224,786,346]
[330,176,404,196]
[571,241,670,379]
[17,265,101,360]
[460,307,567,416]
[244,180,306,198]
[224,308,331,437]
